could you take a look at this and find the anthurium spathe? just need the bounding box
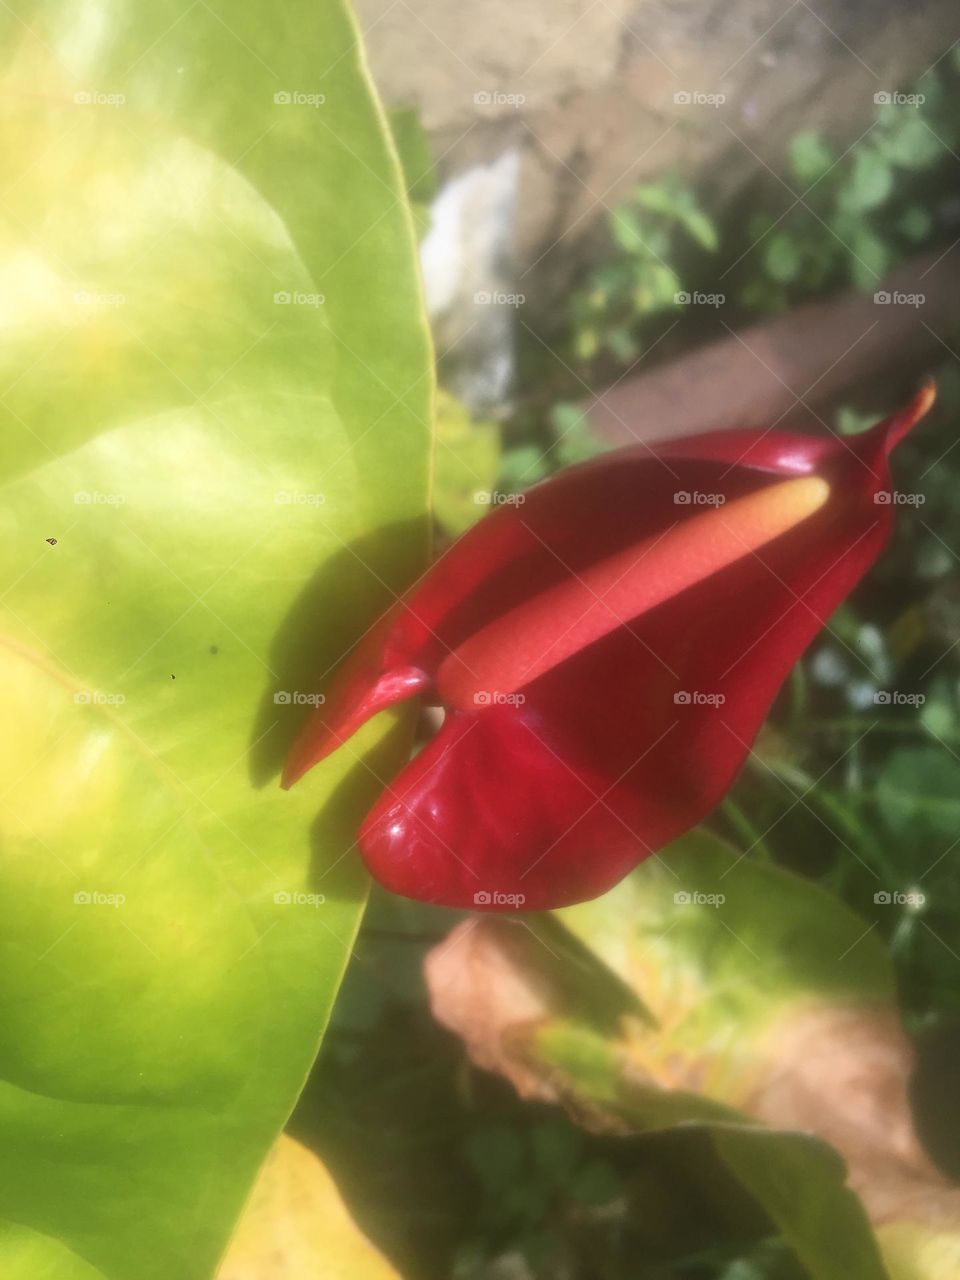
[284,386,934,911]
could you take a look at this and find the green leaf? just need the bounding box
[541,835,892,1279]
[676,205,719,252]
[631,183,680,217]
[498,445,550,490]
[876,749,960,839]
[551,401,611,467]
[836,406,881,437]
[632,183,718,251]
[388,106,437,205]
[840,149,894,212]
[463,1125,526,1190]
[568,1159,621,1207]
[513,832,893,1278]
[604,325,640,363]
[848,228,891,289]
[789,131,835,184]
[641,261,684,309]
[557,829,893,1045]
[429,818,960,1275]
[574,326,600,361]
[764,233,803,284]
[708,1129,882,1280]
[611,206,647,255]
[432,390,501,536]
[530,1122,582,1183]
[388,106,437,238]
[878,115,944,172]
[896,205,934,244]
[0,3,432,1278]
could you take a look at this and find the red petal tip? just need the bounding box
[883,380,936,453]
[280,665,428,790]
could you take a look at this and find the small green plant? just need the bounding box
[742,59,960,309]
[569,176,718,364]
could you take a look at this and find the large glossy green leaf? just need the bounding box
[0,3,432,1278]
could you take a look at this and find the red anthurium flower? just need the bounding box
[283,385,934,911]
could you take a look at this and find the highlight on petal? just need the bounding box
[436,475,830,708]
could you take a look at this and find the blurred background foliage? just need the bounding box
[286,51,960,1280]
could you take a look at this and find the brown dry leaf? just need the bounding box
[425,906,960,1278]
[217,1135,401,1280]
[747,1004,958,1228]
[424,917,562,1103]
